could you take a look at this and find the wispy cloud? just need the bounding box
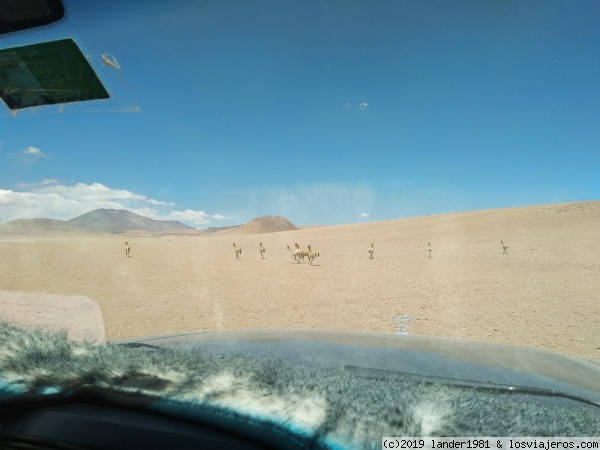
[0,181,231,227]
[165,209,233,226]
[343,101,369,111]
[359,212,370,218]
[15,146,48,164]
[15,178,58,189]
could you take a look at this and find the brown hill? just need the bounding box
[228,215,297,234]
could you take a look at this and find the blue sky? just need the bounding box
[1,0,599,227]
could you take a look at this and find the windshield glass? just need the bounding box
[0,0,598,365]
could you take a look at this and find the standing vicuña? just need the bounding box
[427,243,432,258]
[125,242,131,258]
[368,243,374,259]
[307,244,320,265]
[259,242,266,259]
[295,243,309,262]
[500,240,508,254]
[287,245,301,263]
[233,243,242,259]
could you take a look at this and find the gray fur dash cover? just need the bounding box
[0,322,599,449]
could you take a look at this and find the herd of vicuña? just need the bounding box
[122,239,510,263]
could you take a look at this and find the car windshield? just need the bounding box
[0,0,599,394]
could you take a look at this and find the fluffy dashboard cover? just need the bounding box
[0,322,599,449]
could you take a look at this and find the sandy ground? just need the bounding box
[1,201,598,360]
[0,290,105,343]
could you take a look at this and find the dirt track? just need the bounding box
[1,201,599,360]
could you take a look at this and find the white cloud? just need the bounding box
[357,102,369,110]
[210,214,233,220]
[165,209,233,226]
[165,209,211,225]
[22,147,44,155]
[0,188,107,222]
[0,181,230,227]
[13,146,48,164]
[147,198,175,206]
[359,212,370,218]
[31,182,173,206]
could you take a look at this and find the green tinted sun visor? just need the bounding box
[0,38,110,111]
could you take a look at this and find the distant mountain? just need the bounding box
[0,210,298,236]
[68,209,193,233]
[0,218,98,235]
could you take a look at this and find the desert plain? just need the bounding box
[1,200,599,360]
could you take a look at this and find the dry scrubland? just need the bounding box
[1,201,599,360]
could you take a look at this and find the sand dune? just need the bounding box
[0,200,598,360]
